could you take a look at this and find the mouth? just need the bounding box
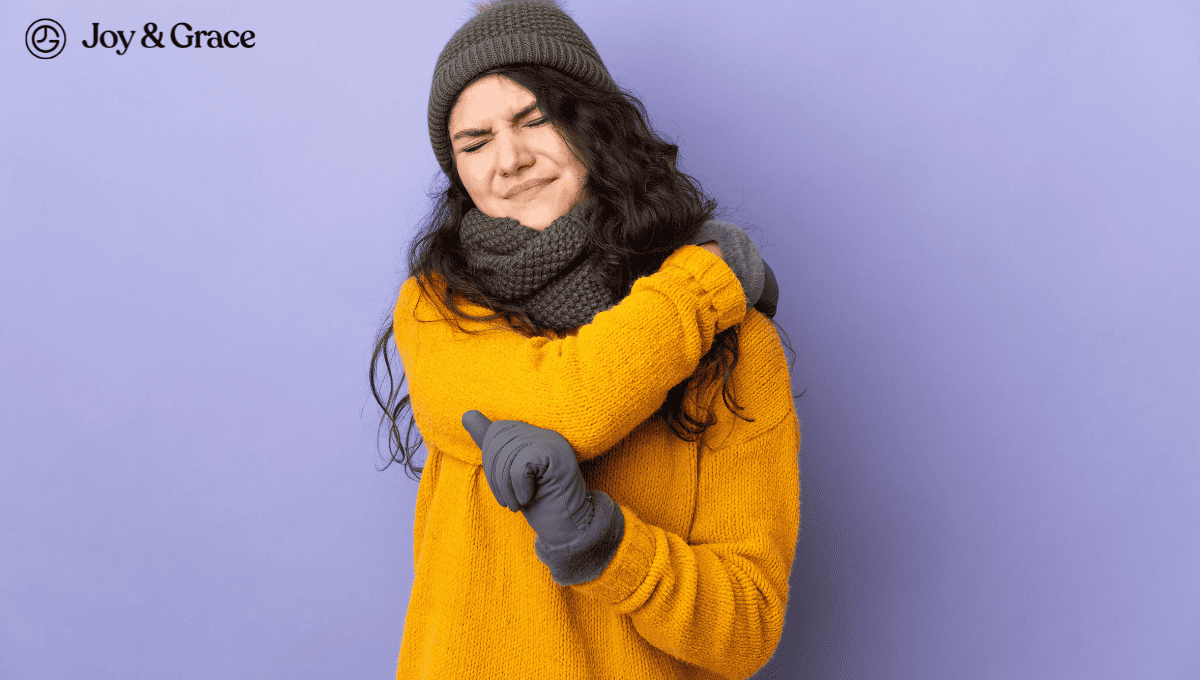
[505,177,554,199]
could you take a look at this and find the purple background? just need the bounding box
[3,1,1198,678]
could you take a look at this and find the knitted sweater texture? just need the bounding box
[392,245,801,679]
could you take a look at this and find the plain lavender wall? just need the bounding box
[2,1,1197,678]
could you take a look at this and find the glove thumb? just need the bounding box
[462,410,492,449]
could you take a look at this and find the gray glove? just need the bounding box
[689,219,765,310]
[757,259,778,319]
[462,410,596,547]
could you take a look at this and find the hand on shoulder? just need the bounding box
[698,240,722,259]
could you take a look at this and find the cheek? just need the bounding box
[550,146,582,182]
[542,132,584,178]
[565,157,588,193]
[562,147,587,185]
[458,161,490,202]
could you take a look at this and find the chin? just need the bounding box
[523,216,555,231]
[516,203,572,231]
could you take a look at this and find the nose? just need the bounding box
[496,130,534,176]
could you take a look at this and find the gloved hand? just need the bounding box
[462,410,597,548]
[689,219,775,315]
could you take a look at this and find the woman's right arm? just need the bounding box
[393,244,745,462]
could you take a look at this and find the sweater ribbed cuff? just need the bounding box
[534,490,624,585]
[661,246,747,334]
[689,220,765,309]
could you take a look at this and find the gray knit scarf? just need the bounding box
[459,204,616,332]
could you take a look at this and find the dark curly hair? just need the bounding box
[370,63,793,480]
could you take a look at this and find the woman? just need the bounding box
[369,1,800,677]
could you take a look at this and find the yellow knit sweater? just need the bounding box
[392,245,800,679]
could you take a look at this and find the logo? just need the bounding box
[25,20,258,57]
[26,18,66,59]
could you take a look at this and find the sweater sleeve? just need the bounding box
[570,410,802,680]
[393,245,746,463]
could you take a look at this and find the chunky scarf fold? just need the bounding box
[459,205,616,332]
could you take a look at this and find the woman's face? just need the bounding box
[448,75,587,231]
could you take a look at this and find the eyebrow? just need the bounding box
[451,101,541,142]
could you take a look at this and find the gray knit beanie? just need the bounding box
[428,0,619,175]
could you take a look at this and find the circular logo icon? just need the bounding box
[27,19,66,59]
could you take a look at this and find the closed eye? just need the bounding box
[459,117,551,153]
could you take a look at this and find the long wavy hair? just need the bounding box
[370,63,794,481]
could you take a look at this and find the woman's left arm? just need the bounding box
[570,409,801,680]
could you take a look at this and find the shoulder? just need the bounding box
[395,274,503,329]
[731,310,796,429]
[694,310,797,451]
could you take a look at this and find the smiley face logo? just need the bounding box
[27,19,67,59]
